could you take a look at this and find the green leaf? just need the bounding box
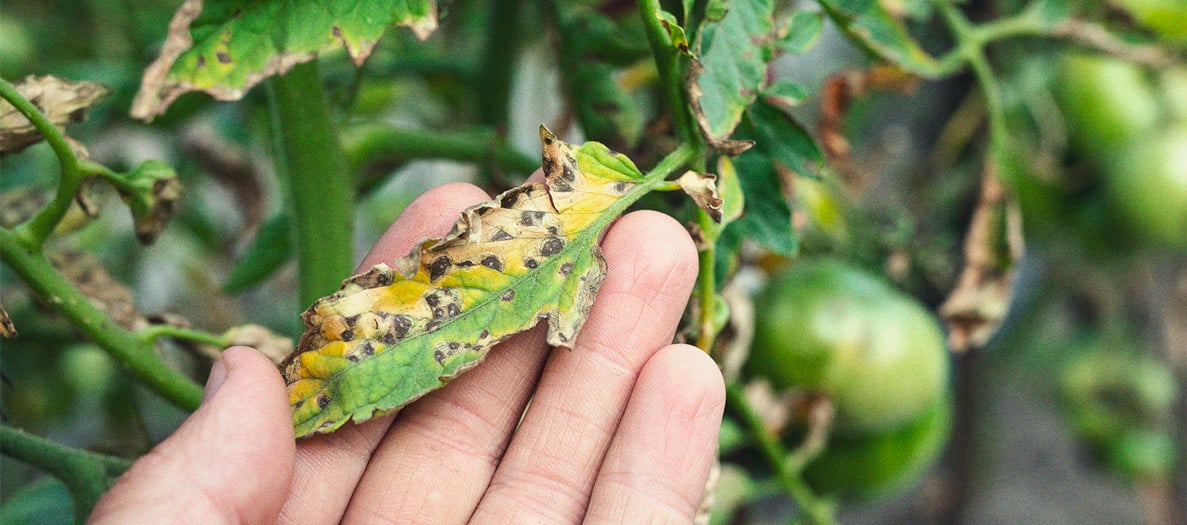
[777,9,825,54]
[817,0,941,78]
[656,10,692,55]
[552,3,648,147]
[222,213,293,293]
[132,0,438,120]
[716,155,745,228]
[282,128,659,437]
[724,150,798,256]
[742,98,823,178]
[760,80,809,110]
[689,0,777,143]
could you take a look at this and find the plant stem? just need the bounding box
[137,324,229,347]
[0,77,83,250]
[0,228,203,410]
[725,383,837,524]
[476,0,522,133]
[270,62,355,306]
[343,125,538,187]
[638,0,697,149]
[932,0,1008,157]
[694,208,718,352]
[1,425,132,522]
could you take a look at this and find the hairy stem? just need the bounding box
[270,62,356,306]
[0,229,203,409]
[725,383,837,524]
[694,209,718,352]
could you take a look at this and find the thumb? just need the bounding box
[90,346,295,524]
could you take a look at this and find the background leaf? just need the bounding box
[132,0,438,120]
[816,0,941,78]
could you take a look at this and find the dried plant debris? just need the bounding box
[940,169,1024,352]
[0,306,16,339]
[0,75,108,156]
[282,127,652,437]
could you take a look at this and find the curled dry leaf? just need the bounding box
[0,306,16,339]
[820,66,919,196]
[282,127,650,437]
[224,324,293,365]
[51,249,146,331]
[132,0,439,121]
[677,170,724,222]
[0,75,109,156]
[939,168,1024,352]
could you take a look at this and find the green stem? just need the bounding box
[476,0,522,133]
[0,228,203,410]
[637,0,697,148]
[1,425,133,522]
[137,325,229,347]
[343,125,538,190]
[725,384,837,524]
[0,77,83,250]
[270,62,355,307]
[694,209,717,352]
[932,0,1008,157]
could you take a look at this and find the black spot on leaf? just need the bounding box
[481,255,504,271]
[340,329,354,342]
[491,229,514,241]
[216,51,232,64]
[524,258,539,269]
[540,237,565,256]
[317,395,331,409]
[501,289,515,302]
[429,255,451,281]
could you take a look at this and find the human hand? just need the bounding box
[89,181,726,523]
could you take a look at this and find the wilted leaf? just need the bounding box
[114,160,182,244]
[940,169,1023,351]
[282,127,652,437]
[817,0,941,78]
[51,250,146,331]
[132,0,438,120]
[224,324,293,365]
[0,75,108,156]
[677,170,724,222]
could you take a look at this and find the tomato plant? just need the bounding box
[2,0,1185,523]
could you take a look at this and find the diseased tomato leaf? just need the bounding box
[282,127,652,437]
[132,0,438,121]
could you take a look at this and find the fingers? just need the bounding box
[341,325,551,523]
[586,344,725,522]
[472,210,699,522]
[89,347,294,524]
[277,182,491,524]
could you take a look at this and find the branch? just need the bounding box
[0,228,204,410]
[1,424,132,522]
[1051,19,1181,67]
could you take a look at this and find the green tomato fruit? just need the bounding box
[1113,0,1187,43]
[1055,54,1161,155]
[1105,124,1187,249]
[801,397,952,499]
[746,259,950,434]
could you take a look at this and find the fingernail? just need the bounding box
[202,356,229,404]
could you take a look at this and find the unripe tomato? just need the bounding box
[1060,342,1180,481]
[1112,0,1187,43]
[801,397,951,498]
[1105,124,1187,249]
[745,259,950,434]
[1054,54,1161,156]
